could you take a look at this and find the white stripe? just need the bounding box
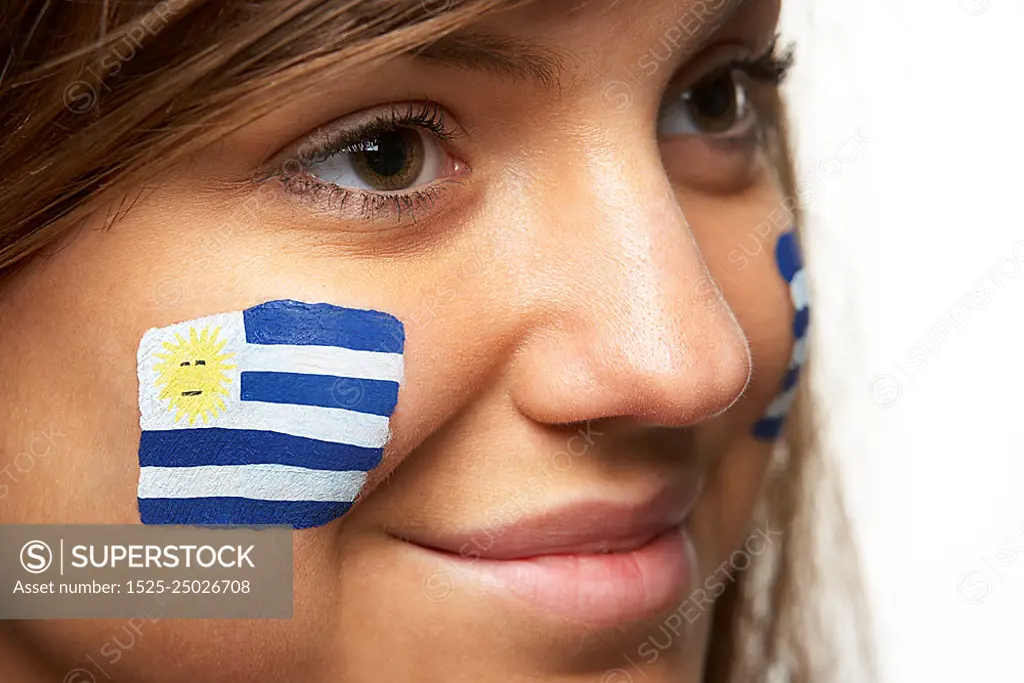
[243,344,402,383]
[137,310,398,447]
[762,385,798,420]
[789,337,808,369]
[139,401,391,448]
[138,464,368,502]
[790,269,808,311]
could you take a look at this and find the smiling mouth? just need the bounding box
[397,492,699,626]
[180,390,203,396]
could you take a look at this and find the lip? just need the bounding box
[399,487,701,625]
[413,491,698,560]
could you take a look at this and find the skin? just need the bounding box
[0,0,796,681]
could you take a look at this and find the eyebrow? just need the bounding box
[413,32,565,90]
[410,0,750,90]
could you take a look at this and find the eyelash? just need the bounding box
[277,176,452,222]
[265,102,464,222]
[265,41,794,221]
[726,38,795,87]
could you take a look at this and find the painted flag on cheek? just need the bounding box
[752,231,809,441]
[135,299,404,529]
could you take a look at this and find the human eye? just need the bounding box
[656,39,794,193]
[261,101,469,222]
[658,39,794,144]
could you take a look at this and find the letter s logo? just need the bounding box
[21,540,53,574]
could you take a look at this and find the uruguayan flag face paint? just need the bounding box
[752,230,809,441]
[135,299,404,529]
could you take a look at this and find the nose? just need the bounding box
[506,136,751,429]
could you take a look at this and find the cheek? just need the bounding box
[680,175,798,434]
[0,211,413,677]
[0,255,141,526]
[678,175,803,556]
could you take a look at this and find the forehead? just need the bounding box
[477,0,756,43]
[427,0,779,85]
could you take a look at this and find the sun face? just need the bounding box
[152,325,235,425]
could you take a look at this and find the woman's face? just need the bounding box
[0,0,798,681]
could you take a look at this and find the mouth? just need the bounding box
[396,487,701,626]
[180,390,203,396]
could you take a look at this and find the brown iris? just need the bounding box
[683,70,746,134]
[350,128,425,191]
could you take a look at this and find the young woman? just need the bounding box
[0,0,868,681]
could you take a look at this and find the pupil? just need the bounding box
[352,128,424,191]
[363,131,411,178]
[685,71,740,134]
[693,73,734,119]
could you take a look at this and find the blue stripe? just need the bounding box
[752,417,786,441]
[239,372,399,417]
[243,299,405,354]
[776,231,803,283]
[139,429,382,471]
[782,365,802,392]
[792,306,810,339]
[139,497,352,529]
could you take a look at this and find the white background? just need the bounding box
[778,0,1024,680]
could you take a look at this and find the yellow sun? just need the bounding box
[153,326,236,425]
